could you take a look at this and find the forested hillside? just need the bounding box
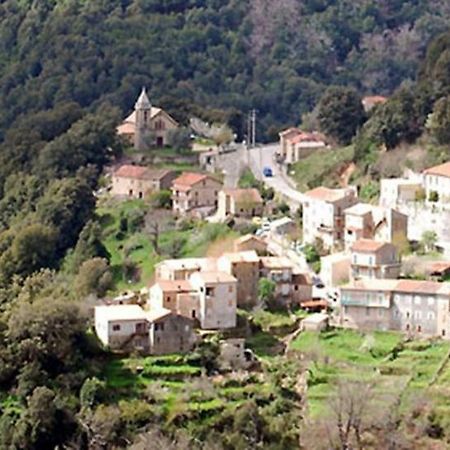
[1,1,450,448]
[1,0,450,145]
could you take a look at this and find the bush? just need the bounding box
[428,190,439,202]
[150,190,172,209]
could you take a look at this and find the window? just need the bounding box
[206,287,214,296]
[406,311,410,318]
[414,311,422,320]
[365,307,370,316]
[228,299,232,307]
[112,324,121,331]
[228,285,233,293]
[353,255,357,264]
[369,256,374,265]
[295,285,298,291]
[191,310,196,319]
[442,329,446,337]
[427,312,435,321]
[428,297,435,306]
[414,296,421,305]
[406,324,410,331]
[417,325,422,333]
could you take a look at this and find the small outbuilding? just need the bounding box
[301,313,329,332]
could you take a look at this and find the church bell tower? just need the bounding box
[134,87,152,150]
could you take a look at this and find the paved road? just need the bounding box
[247,144,306,209]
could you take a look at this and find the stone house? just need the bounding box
[117,87,179,149]
[111,165,176,199]
[423,161,450,206]
[339,279,450,338]
[350,239,401,281]
[149,279,195,312]
[217,251,260,306]
[155,257,216,281]
[233,234,268,255]
[94,305,196,354]
[303,186,358,250]
[217,188,263,220]
[259,256,294,301]
[279,128,327,165]
[343,203,408,251]
[189,271,238,329]
[171,172,223,215]
[147,308,196,355]
[292,271,313,304]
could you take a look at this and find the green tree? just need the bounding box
[68,220,110,272]
[166,127,191,152]
[421,230,438,253]
[75,257,113,298]
[258,278,276,306]
[317,86,365,145]
[80,377,106,409]
[9,223,57,278]
[427,96,450,144]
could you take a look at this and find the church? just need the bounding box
[117,88,179,150]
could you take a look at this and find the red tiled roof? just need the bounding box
[351,239,389,253]
[429,261,450,274]
[362,96,388,106]
[423,161,450,178]
[279,127,301,137]
[154,280,194,292]
[114,164,150,179]
[304,186,354,203]
[173,172,221,188]
[222,188,263,203]
[290,132,326,145]
[395,279,443,295]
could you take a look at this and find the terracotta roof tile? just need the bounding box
[304,186,355,203]
[114,165,172,180]
[222,188,263,203]
[424,161,450,178]
[351,239,390,253]
[395,280,443,295]
[153,280,194,292]
[173,172,221,188]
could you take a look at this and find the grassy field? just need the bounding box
[291,329,450,418]
[97,198,237,292]
[290,146,355,191]
[102,353,275,431]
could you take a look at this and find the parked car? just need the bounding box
[312,276,325,289]
[261,221,271,232]
[263,166,273,177]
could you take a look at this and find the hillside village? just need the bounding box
[100,88,450,350]
[82,86,450,447]
[3,3,450,447]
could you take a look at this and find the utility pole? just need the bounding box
[251,109,256,147]
[246,109,257,149]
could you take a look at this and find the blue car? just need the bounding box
[263,166,273,177]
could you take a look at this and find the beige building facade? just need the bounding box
[350,239,401,281]
[171,172,223,215]
[218,251,260,306]
[94,305,196,354]
[217,188,263,220]
[303,186,358,249]
[344,203,408,251]
[111,165,176,198]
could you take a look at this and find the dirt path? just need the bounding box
[339,162,356,187]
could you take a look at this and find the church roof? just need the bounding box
[135,87,152,110]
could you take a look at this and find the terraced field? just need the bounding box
[291,329,450,418]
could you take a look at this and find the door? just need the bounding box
[156,136,164,147]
